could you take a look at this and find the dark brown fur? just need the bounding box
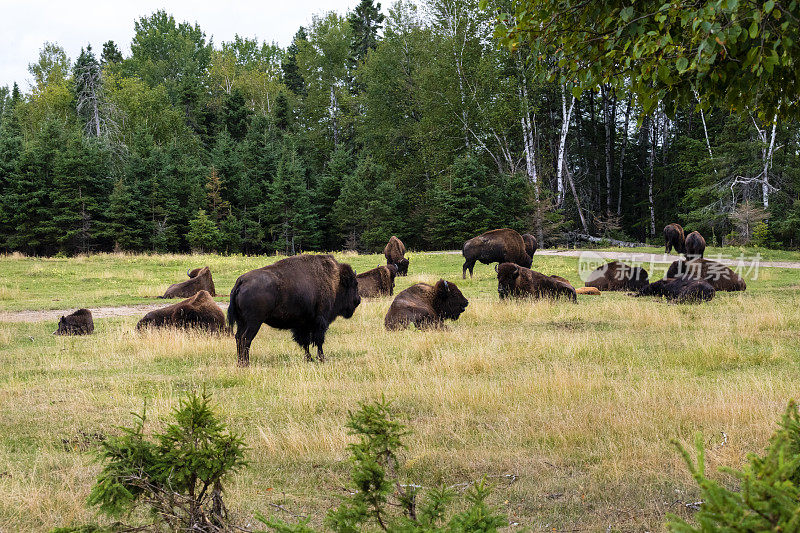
[634,276,715,303]
[228,255,361,366]
[685,231,706,259]
[585,261,649,291]
[664,223,685,254]
[54,308,94,335]
[497,263,576,302]
[522,233,538,257]
[384,236,409,276]
[160,266,216,299]
[137,290,226,331]
[462,228,532,279]
[357,265,397,298]
[666,258,746,291]
[384,280,468,330]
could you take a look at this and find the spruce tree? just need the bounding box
[281,27,307,96]
[222,87,251,142]
[267,141,316,255]
[431,156,493,248]
[74,44,106,138]
[186,209,221,253]
[0,90,22,250]
[100,40,123,66]
[348,0,385,66]
[99,179,146,251]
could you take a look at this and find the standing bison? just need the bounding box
[462,228,532,279]
[385,279,468,330]
[384,236,409,276]
[357,265,397,298]
[664,223,685,254]
[228,255,361,366]
[685,231,706,259]
[497,263,576,302]
[666,258,746,291]
[585,261,649,291]
[53,309,94,335]
[521,233,538,258]
[137,290,226,331]
[634,276,715,303]
[160,266,216,299]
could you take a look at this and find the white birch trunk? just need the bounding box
[557,84,575,206]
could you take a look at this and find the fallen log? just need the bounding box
[573,233,647,248]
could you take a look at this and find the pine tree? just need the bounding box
[186,209,221,253]
[0,88,22,250]
[281,27,307,96]
[267,142,316,255]
[431,156,493,248]
[222,87,251,142]
[100,40,123,66]
[349,0,385,66]
[99,179,146,251]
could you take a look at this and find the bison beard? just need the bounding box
[228,255,361,366]
[497,263,577,302]
[160,266,216,299]
[462,228,532,279]
[384,236,409,276]
[54,308,94,335]
[384,279,468,330]
[685,231,706,259]
[357,265,397,298]
[664,223,685,254]
[584,261,649,291]
[634,277,715,303]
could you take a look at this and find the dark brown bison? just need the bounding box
[522,233,538,257]
[384,280,468,330]
[462,228,532,279]
[497,263,576,302]
[53,309,94,335]
[137,290,226,331]
[384,236,409,276]
[634,276,715,303]
[160,266,216,299]
[685,231,706,259]
[585,261,649,291]
[666,258,746,291]
[664,223,685,254]
[357,265,397,298]
[228,255,361,366]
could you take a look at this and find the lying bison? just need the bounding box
[228,255,360,366]
[666,258,746,291]
[497,263,576,302]
[137,290,226,331]
[585,261,649,291]
[53,308,94,335]
[462,228,532,279]
[634,276,715,303]
[664,223,685,254]
[357,264,397,298]
[160,266,216,299]
[685,231,706,259]
[522,233,538,258]
[385,279,468,330]
[384,236,409,276]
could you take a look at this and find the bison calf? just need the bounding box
[635,276,715,303]
[54,309,94,335]
[497,263,576,302]
[137,290,226,331]
[666,258,746,291]
[228,254,361,366]
[462,228,532,279]
[384,236,409,276]
[664,223,685,254]
[385,279,468,330]
[160,266,216,299]
[584,261,649,291]
[357,265,397,298]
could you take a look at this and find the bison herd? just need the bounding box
[53,228,747,365]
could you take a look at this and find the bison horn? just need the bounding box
[187,269,192,277]
[443,280,449,291]
[494,264,499,272]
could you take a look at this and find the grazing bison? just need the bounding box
[522,233,538,258]
[160,266,216,299]
[228,255,361,366]
[685,231,706,259]
[666,258,746,291]
[497,263,576,302]
[357,264,397,298]
[137,290,226,332]
[635,276,715,303]
[462,228,532,279]
[384,236,409,276]
[664,223,685,254]
[53,309,94,335]
[384,280,468,330]
[585,261,649,291]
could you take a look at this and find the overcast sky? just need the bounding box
[0,0,361,89]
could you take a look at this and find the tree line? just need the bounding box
[1,0,799,257]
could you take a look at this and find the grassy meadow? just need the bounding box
[1,250,799,531]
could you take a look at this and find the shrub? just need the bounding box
[668,401,800,532]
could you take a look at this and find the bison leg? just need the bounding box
[292,328,314,362]
[235,321,261,367]
[462,259,475,279]
[310,322,329,363]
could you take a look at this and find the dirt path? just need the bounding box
[0,302,230,324]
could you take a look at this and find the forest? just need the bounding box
[1,0,799,256]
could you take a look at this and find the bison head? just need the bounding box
[433,279,468,320]
[53,316,67,335]
[628,266,650,290]
[496,262,520,299]
[395,258,410,276]
[336,263,361,318]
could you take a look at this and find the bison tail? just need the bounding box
[227,280,242,332]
